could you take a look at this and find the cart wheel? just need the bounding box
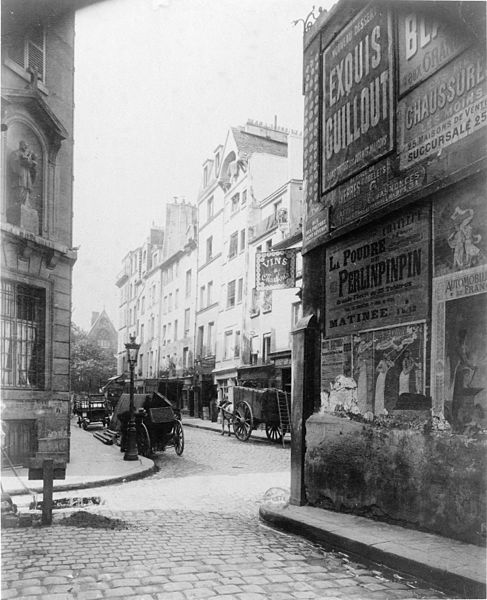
[136,423,152,458]
[173,420,184,456]
[265,424,283,443]
[233,401,253,441]
[82,421,88,430]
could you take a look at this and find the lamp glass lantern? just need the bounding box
[125,335,140,367]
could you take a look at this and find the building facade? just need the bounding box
[1,1,78,465]
[292,0,486,545]
[87,310,117,356]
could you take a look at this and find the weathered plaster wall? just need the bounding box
[305,413,487,546]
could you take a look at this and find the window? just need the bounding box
[263,333,271,363]
[224,331,233,359]
[207,281,213,306]
[184,308,191,337]
[163,296,167,315]
[234,330,241,358]
[183,347,189,369]
[237,278,243,303]
[207,322,215,355]
[227,280,236,308]
[185,269,192,297]
[168,293,173,313]
[231,193,240,213]
[206,237,213,262]
[256,245,262,254]
[197,325,204,356]
[240,229,246,251]
[174,320,178,341]
[141,296,145,314]
[162,325,167,345]
[266,239,272,251]
[229,232,238,259]
[262,289,273,313]
[207,196,214,221]
[167,323,172,344]
[1,281,45,388]
[292,302,302,327]
[7,24,46,82]
[241,190,247,205]
[140,324,144,344]
[250,335,259,365]
[203,164,209,187]
[273,199,282,217]
[200,285,206,309]
[215,152,221,174]
[175,288,179,310]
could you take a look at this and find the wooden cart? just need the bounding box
[228,387,291,444]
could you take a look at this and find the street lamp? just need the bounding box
[124,334,140,461]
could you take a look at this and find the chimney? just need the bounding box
[91,312,100,327]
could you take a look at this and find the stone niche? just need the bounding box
[305,412,487,546]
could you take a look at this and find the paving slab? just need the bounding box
[260,503,486,599]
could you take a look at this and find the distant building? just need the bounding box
[87,310,117,356]
[1,0,79,465]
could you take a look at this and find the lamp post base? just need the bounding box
[123,422,138,461]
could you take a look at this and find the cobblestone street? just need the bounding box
[2,427,445,599]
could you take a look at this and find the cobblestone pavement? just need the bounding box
[2,428,445,599]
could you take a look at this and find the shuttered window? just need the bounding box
[7,24,45,82]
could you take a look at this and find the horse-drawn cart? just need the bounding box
[222,387,291,444]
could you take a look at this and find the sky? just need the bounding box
[72,0,334,331]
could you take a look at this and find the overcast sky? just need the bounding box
[72,0,333,331]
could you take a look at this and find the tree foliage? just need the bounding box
[70,323,117,393]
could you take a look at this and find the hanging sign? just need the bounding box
[256,250,297,290]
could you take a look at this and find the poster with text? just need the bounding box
[326,204,430,336]
[322,4,393,191]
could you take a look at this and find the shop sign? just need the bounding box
[326,157,425,230]
[433,175,486,277]
[325,205,430,336]
[398,46,487,170]
[322,5,393,191]
[256,250,297,290]
[398,8,470,95]
[431,266,487,430]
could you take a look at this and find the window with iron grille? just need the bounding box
[7,24,46,82]
[1,281,46,389]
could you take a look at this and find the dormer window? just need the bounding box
[215,152,221,175]
[203,164,210,187]
[6,24,46,83]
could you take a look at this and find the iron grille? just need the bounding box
[1,281,46,388]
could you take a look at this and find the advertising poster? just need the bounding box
[322,4,393,191]
[325,157,425,230]
[256,250,297,291]
[433,175,487,277]
[326,205,430,336]
[431,264,487,431]
[397,7,471,95]
[398,46,487,170]
[320,336,351,392]
[352,323,425,415]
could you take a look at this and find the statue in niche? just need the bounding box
[9,140,37,209]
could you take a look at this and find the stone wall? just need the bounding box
[305,413,487,546]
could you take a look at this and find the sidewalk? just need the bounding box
[260,504,486,599]
[1,418,155,497]
[183,415,282,443]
